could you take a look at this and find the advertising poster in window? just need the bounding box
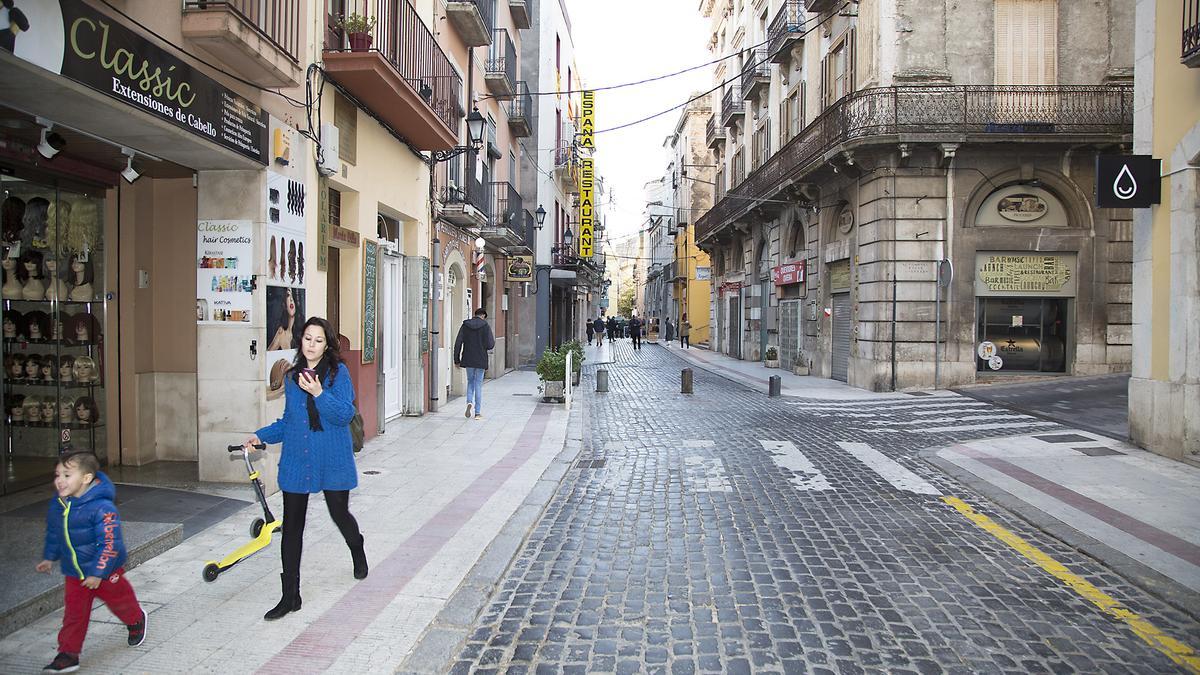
[265,171,308,400]
[196,220,253,325]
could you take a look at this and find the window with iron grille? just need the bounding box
[329,187,341,228]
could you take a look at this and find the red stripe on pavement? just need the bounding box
[257,405,554,674]
[950,444,1200,567]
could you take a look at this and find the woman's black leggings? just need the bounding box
[280,490,361,578]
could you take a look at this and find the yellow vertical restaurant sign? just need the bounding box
[579,90,594,149]
[579,158,595,258]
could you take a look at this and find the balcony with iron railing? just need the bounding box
[182,0,302,87]
[439,160,489,228]
[323,0,463,150]
[696,84,1134,243]
[486,29,517,97]
[706,113,727,148]
[721,84,745,127]
[481,181,526,248]
[508,82,533,137]
[741,48,770,100]
[768,0,806,64]
[446,0,495,47]
[1185,0,1200,67]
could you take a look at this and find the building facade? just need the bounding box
[668,99,715,346]
[697,0,1133,389]
[1128,0,1200,461]
[0,0,470,492]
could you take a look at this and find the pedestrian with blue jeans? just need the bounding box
[455,308,495,420]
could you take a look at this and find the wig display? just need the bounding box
[2,195,25,244]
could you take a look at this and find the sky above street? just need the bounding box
[563,0,711,250]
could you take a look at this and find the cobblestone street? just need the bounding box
[446,343,1200,674]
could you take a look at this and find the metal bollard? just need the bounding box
[681,368,694,394]
[768,375,781,397]
[596,368,609,393]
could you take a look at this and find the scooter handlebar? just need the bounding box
[228,443,266,452]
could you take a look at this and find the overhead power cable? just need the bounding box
[593,5,846,136]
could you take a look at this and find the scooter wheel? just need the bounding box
[250,518,265,538]
[202,563,220,582]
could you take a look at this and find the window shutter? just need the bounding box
[848,28,857,94]
[1039,0,1058,85]
[820,55,829,110]
[993,0,1012,83]
[334,92,357,165]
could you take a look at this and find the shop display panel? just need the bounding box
[1,177,106,494]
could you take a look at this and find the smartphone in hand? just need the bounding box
[300,368,317,381]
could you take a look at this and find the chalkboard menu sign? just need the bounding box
[4,1,268,164]
[362,240,378,364]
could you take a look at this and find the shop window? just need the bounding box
[976,297,1067,373]
[1,175,107,493]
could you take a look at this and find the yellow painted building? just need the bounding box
[1129,0,1200,461]
[674,226,712,346]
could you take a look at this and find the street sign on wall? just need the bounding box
[1096,155,1161,208]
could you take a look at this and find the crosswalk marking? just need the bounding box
[864,414,1038,425]
[835,442,941,495]
[683,456,732,492]
[759,440,834,491]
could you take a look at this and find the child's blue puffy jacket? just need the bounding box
[42,472,128,579]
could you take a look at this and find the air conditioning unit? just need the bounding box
[317,123,339,176]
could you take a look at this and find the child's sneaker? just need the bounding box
[127,608,147,647]
[42,652,79,673]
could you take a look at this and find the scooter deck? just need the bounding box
[207,519,282,571]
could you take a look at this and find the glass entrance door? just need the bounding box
[976,297,1068,372]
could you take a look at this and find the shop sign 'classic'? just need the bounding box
[2,1,268,164]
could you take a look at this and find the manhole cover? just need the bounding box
[1034,433,1094,444]
[575,459,607,469]
[1075,446,1124,457]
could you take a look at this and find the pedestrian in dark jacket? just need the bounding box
[629,316,643,350]
[606,316,618,341]
[248,317,367,623]
[586,320,595,345]
[593,317,606,346]
[38,451,147,673]
[455,308,495,420]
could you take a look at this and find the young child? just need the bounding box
[36,451,147,673]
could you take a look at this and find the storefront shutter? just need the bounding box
[995,0,1057,85]
[831,293,851,382]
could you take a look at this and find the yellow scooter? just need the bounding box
[202,443,281,582]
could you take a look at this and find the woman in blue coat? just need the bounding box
[246,317,367,621]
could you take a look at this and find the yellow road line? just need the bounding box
[943,496,1200,674]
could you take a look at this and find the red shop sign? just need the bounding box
[718,281,743,296]
[772,261,806,286]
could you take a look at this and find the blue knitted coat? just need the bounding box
[42,472,128,579]
[257,363,358,493]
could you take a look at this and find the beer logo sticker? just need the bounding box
[977,341,997,360]
[988,355,1004,371]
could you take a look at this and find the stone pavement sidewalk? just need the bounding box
[0,370,575,674]
[926,430,1200,617]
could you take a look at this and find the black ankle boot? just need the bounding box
[264,573,301,620]
[350,534,368,580]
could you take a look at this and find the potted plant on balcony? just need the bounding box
[337,13,377,52]
[535,348,566,402]
[764,345,780,369]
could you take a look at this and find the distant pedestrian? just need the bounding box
[586,320,595,345]
[606,316,617,342]
[680,313,692,349]
[629,315,643,350]
[593,316,606,346]
[247,317,368,622]
[665,318,675,343]
[455,308,495,420]
[37,451,148,674]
